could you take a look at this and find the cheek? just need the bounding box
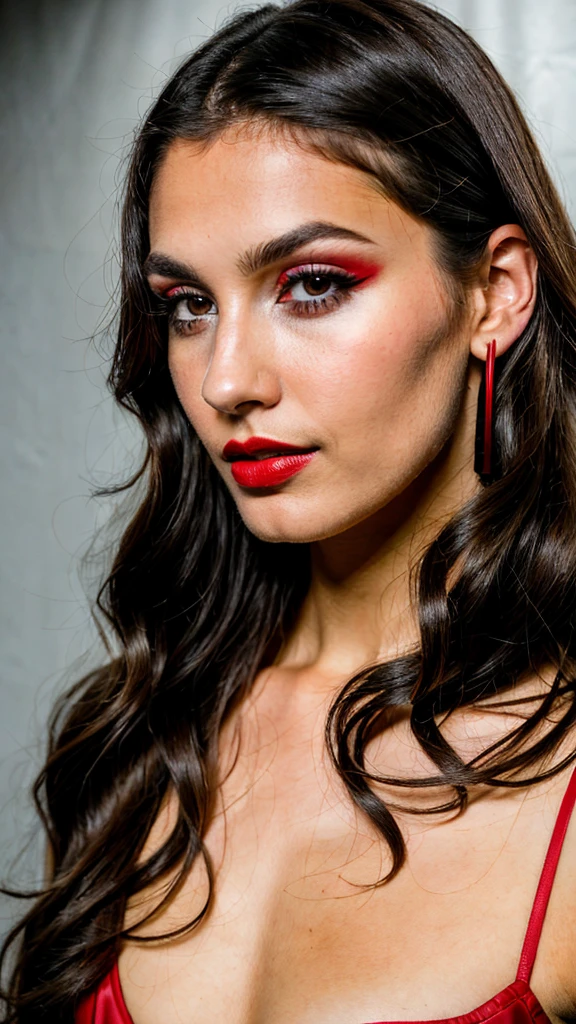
[292,284,462,453]
[167,344,228,465]
[168,345,207,426]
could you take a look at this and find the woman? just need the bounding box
[3,0,576,1020]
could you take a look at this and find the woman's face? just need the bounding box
[146,125,475,543]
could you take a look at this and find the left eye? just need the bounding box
[286,274,338,300]
[278,267,359,313]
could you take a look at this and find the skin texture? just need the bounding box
[118,124,576,1024]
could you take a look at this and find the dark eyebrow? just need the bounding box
[142,252,205,284]
[142,221,377,283]
[235,221,376,275]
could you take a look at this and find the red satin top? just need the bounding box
[76,763,576,1024]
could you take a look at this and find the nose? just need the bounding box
[201,313,282,416]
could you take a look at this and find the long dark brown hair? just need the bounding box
[4,0,576,1019]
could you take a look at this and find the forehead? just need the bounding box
[148,125,431,259]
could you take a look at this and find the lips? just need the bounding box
[222,436,319,488]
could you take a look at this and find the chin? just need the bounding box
[237,511,327,545]
[233,495,378,545]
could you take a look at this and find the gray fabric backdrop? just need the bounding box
[2,0,576,926]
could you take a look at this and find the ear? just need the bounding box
[469,224,538,362]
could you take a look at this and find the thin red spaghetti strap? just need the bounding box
[516,762,576,983]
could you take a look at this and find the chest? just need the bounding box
[118,695,572,1024]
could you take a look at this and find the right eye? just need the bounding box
[165,290,217,336]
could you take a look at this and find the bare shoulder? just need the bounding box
[536,759,576,1017]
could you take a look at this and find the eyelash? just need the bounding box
[159,265,362,338]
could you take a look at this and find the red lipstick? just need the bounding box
[223,436,319,488]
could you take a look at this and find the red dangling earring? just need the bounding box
[474,339,497,484]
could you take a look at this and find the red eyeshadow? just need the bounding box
[277,255,382,287]
[164,285,187,298]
